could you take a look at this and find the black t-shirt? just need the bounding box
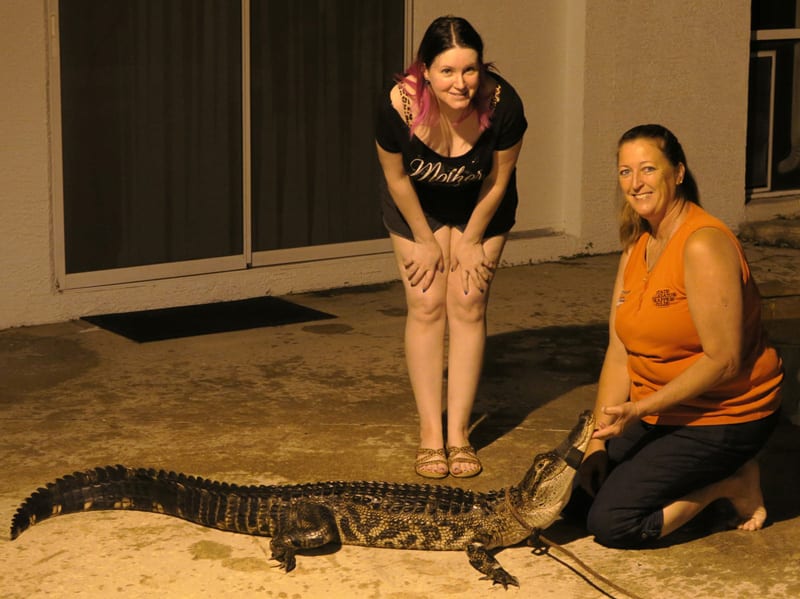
[375,73,527,228]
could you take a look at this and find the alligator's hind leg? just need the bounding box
[466,541,519,588]
[270,501,340,573]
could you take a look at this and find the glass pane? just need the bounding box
[746,55,774,190]
[250,0,404,251]
[771,41,800,189]
[59,0,242,273]
[752,0,799,30]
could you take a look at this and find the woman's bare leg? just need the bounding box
[660,459,767,538]
[444,231,507,474]
[390,229,451,475]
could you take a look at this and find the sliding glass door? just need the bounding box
[52,0,404,288]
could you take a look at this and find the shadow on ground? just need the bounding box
[470,322,607,450]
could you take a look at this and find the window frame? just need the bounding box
[747,26,800,201]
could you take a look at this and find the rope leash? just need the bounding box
[532,532,646,599]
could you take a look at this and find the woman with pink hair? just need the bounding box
[375,16,527,478]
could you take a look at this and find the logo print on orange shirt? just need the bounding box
[652,288,677,307]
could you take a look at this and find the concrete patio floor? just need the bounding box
[1,241,799,599]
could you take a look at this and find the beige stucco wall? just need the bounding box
[581,0,751,241]
[1,1,54,329]
[0,0,751,329]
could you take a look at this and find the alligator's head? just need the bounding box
[513,410,596,530]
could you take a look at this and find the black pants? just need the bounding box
[572,411,779,549]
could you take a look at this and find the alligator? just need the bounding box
[10,410,595,588]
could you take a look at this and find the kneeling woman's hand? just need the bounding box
[592,402,641,441]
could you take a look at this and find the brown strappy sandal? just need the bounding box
[415,448,448,479]
[446,445,482,478]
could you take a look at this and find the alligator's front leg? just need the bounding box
[466,541,519,588]
[270,501,340,573]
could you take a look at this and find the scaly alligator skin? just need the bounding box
[10,410,595,588]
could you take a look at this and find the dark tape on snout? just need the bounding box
[564,446,584,470]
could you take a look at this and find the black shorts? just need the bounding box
[380,182,517,241]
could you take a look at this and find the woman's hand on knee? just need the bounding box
[451,242,494,294]
[404,239,445,292]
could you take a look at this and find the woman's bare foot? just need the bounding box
[661,458,768,539]
[727,459,767,531]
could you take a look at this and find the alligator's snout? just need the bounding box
[556,409,596,469]
[513,410,596,530]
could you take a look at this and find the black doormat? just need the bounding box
[82,297,336,343]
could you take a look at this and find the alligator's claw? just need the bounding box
[269,543,297,573]
[480,569,520,589]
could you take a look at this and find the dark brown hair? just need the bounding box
[399,16,495,137]
[617,124,700,247]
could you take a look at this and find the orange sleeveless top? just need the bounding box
[615,203,783,426]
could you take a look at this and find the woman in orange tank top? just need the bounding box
[569,124,783,548]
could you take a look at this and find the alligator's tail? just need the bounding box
[10,465,272,541]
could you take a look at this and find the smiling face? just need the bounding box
[423,46,481,118]
[617,138,686,224]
